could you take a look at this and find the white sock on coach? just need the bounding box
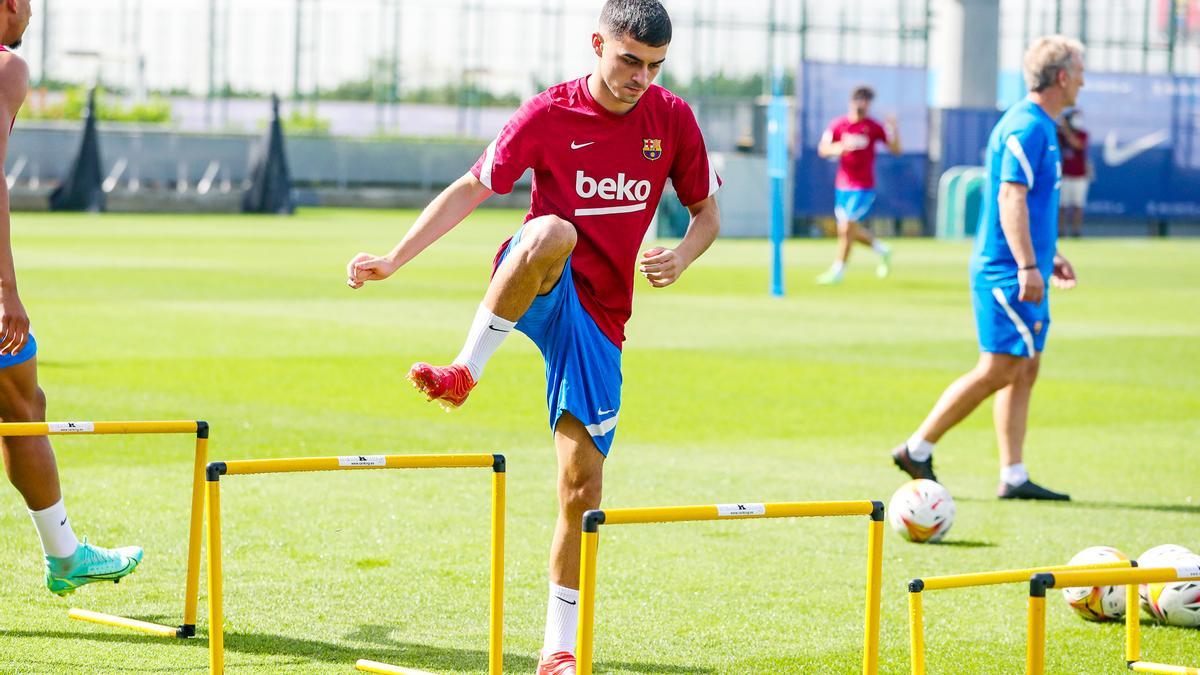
[906,434,935,462]
[542,582,580,656]
[872,240,889,256]
[830,261,846,275]
[452,304,516,382]
[29,498,80,559]
[1001,462,1029,486]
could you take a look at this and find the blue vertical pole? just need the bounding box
[767,71,788,297]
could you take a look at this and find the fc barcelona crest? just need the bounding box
[642,138,663,161]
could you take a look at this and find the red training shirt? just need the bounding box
[822,115,888,190]
[471,76,720,349]
[1057,128,1089,177]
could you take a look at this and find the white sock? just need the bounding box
[872,240,889,256]
[906,434,934,462]
[452,304,515,382]
[1001,463,1029,486]
[29,498,80,559]
[830,261,845,275]
[542,582,580,656]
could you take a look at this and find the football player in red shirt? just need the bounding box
[816,85,901,284]
[0,0,144,597]
[347,2,720,672]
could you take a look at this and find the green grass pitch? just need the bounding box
[0,208,1196,673]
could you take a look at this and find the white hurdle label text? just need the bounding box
[338,455,387,467]
[717,503,766,517]
[49,422,95,433]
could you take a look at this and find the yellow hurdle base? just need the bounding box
[1130,662,1200,675]
[355,659,441,675]
[68,608,181,638]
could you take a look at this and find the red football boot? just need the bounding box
[536,651,576,675]
[407,362,476,411]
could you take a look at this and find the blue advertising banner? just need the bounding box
[1000,70,1200,220]
[794,61,929,219]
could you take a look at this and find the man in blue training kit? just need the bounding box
[892,35,1082,500]
[0,0,143,594]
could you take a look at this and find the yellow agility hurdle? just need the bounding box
[576,500,885,675]
[1025,565,1200,675]
[906,559,1133,674]
[0,420,209,639]
[204,453,505,675]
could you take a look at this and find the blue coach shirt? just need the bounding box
[970,98,1062,287]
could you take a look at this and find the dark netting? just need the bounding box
[48,88,106,212]
[241,95,296,215]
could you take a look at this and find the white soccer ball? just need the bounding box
[1142,552,1200,627]
[1061,546,1130,622]
[1138,544,1195,621]
[888,479,955,543]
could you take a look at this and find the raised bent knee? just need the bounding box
[524,215,577,260]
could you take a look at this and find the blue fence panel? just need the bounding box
[1000,70,1200,220]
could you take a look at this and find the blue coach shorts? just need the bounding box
[0,333,37,369]
[834,189,876,223]
[496,228,622,456]
[972,284,1049,358]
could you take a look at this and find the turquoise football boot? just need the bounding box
[45,537,144,597]
[876,247,892,279]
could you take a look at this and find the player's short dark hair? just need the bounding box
[851,85,875,102]
[600,0,672,47]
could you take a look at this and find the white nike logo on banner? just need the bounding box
[571,141,595,150]
[1103,130,1169,167]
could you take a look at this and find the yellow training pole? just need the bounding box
[1126,582,1140,664]
[598,500,876,526]
[182,428,208,635]
[0,420,203,436]
[1026,594,1046,675]
[355,660,440,675]
[916,560,1132,592]
[206,476,224,674]
[65,609,179,637]
[220,454,497,476]
[863,517,884,675]
[909,590,925,675]
[576,528,600,675]
[1130,664,1200,674]
[488,468,505,675]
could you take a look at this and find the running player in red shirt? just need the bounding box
[0,0,143,596]
[816,85,901,284]
[346,2,720,672]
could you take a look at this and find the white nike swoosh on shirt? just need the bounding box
[571,141,595,150]
[1103,130,1169,166]
[597,408,614,416]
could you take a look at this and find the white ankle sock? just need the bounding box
[872,240,889,256]
[906,434,935,462]
[452,304,515,381]
[1001,463,1028,486]
[542,582,580,656]
[830,261,846,275]
[29,498,80,559]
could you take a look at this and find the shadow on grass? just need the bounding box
[933,539,997,548]
[957,496,1200,515]
[5,624,713,674]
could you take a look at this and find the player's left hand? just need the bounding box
[1051,253,1077,290]
[0,290,30,356]
[639,246,687,288]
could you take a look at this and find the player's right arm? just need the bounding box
[816,127,843,158]
[997,123,1048,303]
[0,53,30,355]
[997,181,1042,303]
[346,174,492,288]
[347,95,544,288]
